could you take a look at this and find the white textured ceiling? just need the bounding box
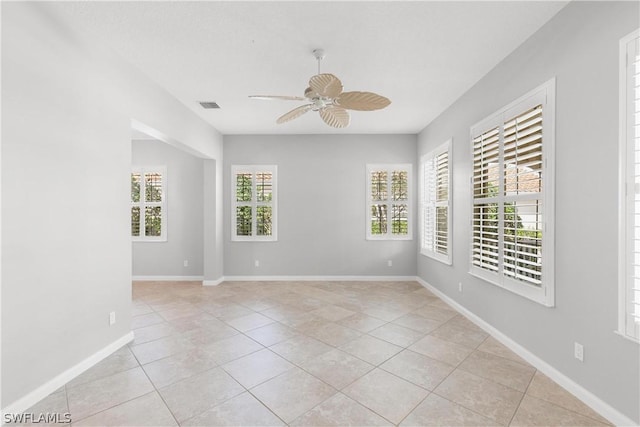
[49,1,568,135]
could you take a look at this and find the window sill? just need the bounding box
[366,236,413,241]
[132,238,167,243]
[468,267,554,307]
[613,329,640,344]
[231,237,278,242]
[420,250,452,265]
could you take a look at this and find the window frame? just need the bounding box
[469,78,555,307]
[365,163,413,241]
[420,140,452,264]
[231,165,278,242]
[618,29,640,342]
[131,166,167,242]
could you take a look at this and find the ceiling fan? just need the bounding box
[249,49,391,128]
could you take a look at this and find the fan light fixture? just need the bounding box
[249,49,391,128]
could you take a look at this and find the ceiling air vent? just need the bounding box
[199,101,220,109]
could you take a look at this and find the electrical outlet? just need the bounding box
[574,342,584,362]
[183,260,189,267]
[254,260,260,267]
[458,282,463,292]
[387,260,393,267]
[109,311,116,326]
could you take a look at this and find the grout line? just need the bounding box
[506,367,538,426]
[395,391,432,426]
[127,348,181,427]
[430,391,501,425]
[63,385,71,425]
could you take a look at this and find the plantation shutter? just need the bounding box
[422,156,436,252]
[502,106,543,287]
[131,167,166,241]
[624,35,640,339]
[435,150,449,256]
[420,143,450,263]
[472,126,500,273]
[367,164,412,240]
[231,165,277,241]
[470,79,554,306]
[472,108,544,288]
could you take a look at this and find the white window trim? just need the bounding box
[131,166,167,242]
[420,140,452,264]
[366,164,413,241]
[231,165,278,242]
[618,29,640,342]
[469,78,556,307]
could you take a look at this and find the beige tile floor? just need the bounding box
[23,281,612,426]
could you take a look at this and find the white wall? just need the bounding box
[1,3,223,408]
[417,1,639,423]
[132,139,204,278]
[224,134,417,277]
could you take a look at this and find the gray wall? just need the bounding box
[2,3,223,408]
[203,159,224,282]
[132,139,204,277]
[417,1,639,422]
[224,134,417,277]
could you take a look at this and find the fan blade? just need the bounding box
[319,106,350,128]
[249,95,306,101]
[276,104,313,124]
[309,74,343,98]
[304,87,318,99]
[334,91,391,111]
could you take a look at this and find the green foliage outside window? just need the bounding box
[371,169,409,236]
[235,172,273,237]
[131,171,163,238]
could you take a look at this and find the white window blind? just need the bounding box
[470,79,555,306]
[131,166,167,241]
[619,30,640,341]
[231,165,277,242]
[366,164,412,240]
[421,141,451,263]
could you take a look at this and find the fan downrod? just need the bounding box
[313,49,325,75]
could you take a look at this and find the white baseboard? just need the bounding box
[132,275,203,281]
[415,277,635,427]
[203,277,225,286]
[1,332,134,418]
[221,275,418,282]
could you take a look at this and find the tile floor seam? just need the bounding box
[219,348,295,390]
[339,341,402,367]
[335,391,399,427]
[443,367,523,425]
[285,390,343,426]
[129,321,176,345]
[521,390,613,426]
[429,391,504,426]
[395,390,432,426]
[184,366,249,425]
[370,366,432,395]
[422,344,503,423]
[127,343,182,427]
[69,388,159,425]
[473,346,532,369]
[284,352,374,393]
[63,385,71,423]
[506,369,537,426]
[454,354,535,394]
[177,372,257,426]
[242,388,291,426]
